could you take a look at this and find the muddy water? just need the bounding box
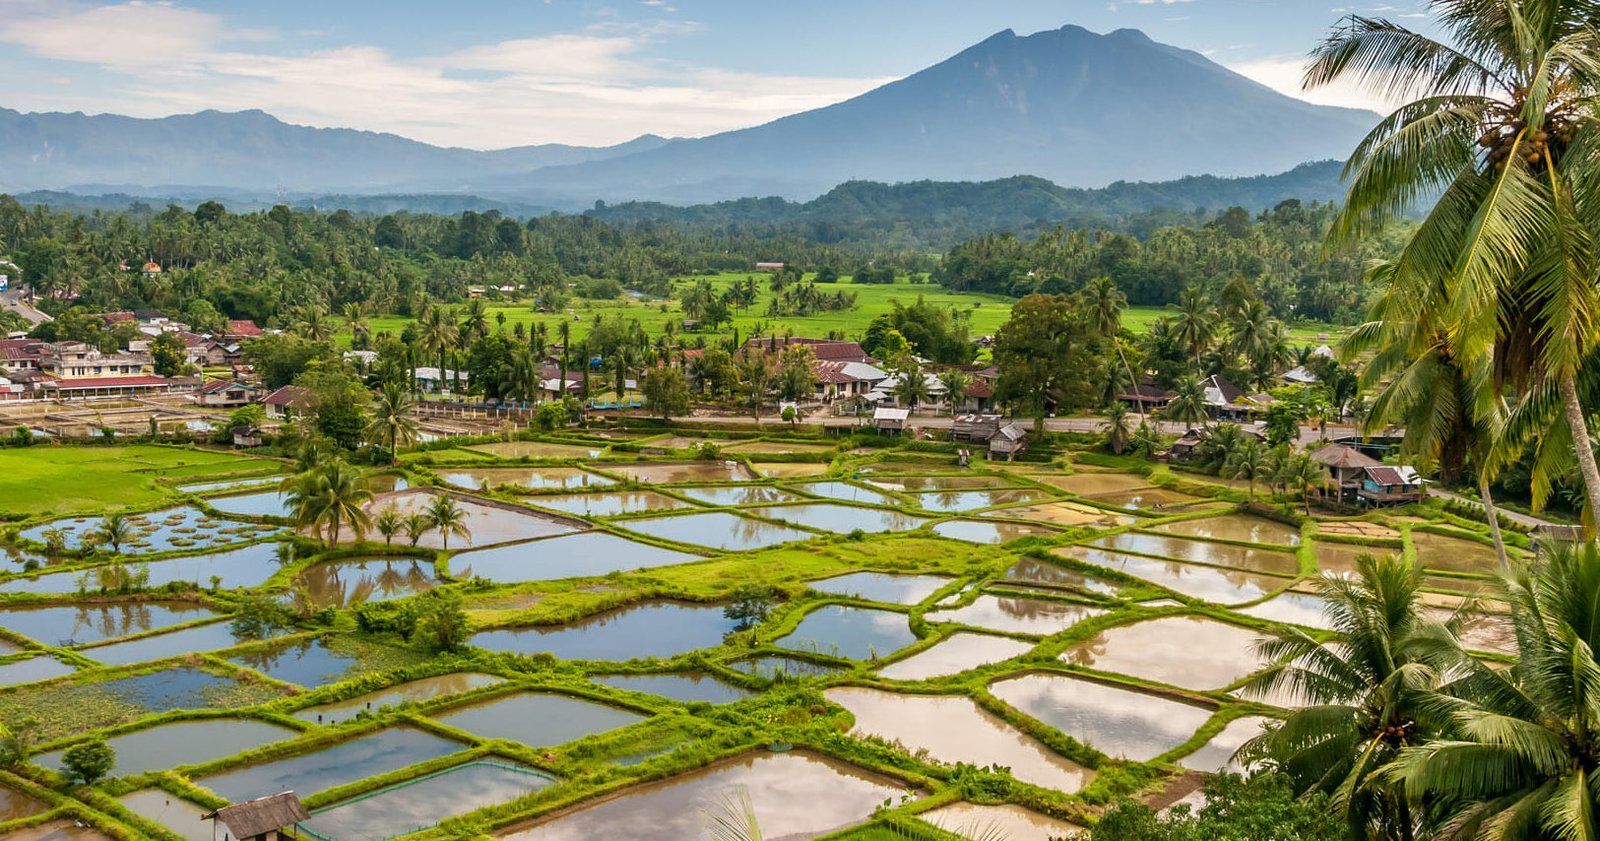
[919,802,1084,841]
[1181,715,1270,772]
[196,727,464,803]
[1058,547,1288,604]
[497,751,907,841]
[1412,532,1503,574]
[1088,533,1299,574]
[827,687,1092,792]
[619,512,817,551]
[1061,616,1267,689]
[117,790,210,841]
[877,633,1034,681]
[990,673,1214,761]
[302,760,556,841]
[469,601,738,661]
[33,718,295,776]
[777,605,917,661]
[932,520,1061,544]
[605,462,757,484]
[752,462,830,478]
[429,691,645,745]
[676,485,804,506]
[1086,487,1210,510]
[0,786,48,822]
[1152,515,1302,546]
[721,440,838,454]
[1312,540,1403,576]
[295,558,437,609]
[926,595,1105,636]
[1237,592,1335,630]
[989,502,1137,528]
[529,491,689,517]
[1004,558,1120,595]
[467,441,604,459]
[807,572,952,605]
[293,673,505,725]
[436,466,613,491]
[1038,473,1151,495]
[747,503,928,534]
[867,476,1009,492]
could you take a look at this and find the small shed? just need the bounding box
[873,407,909,434]
[204,792,309,841]
[988,422,1028,461]
[1359,465,1425,507]
[232,426,265,448]
[950,413,1003,443]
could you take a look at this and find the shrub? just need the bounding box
[61,739,116,784]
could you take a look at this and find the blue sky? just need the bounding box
[0,0,1430,149]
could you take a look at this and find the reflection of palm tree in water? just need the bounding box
[1062,632,1108,668]
[77,602,157,641]
[232,638,312,672]
[993,597,1079,624]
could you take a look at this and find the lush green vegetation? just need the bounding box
[0,446,273,518]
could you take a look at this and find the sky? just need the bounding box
[0,0,1432,150]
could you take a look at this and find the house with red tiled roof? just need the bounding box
[197,380,260,407]
[261,385,316,419]
[1309,443,1381,502]
[226,320,264,339]
[744,337,871,364]
[811,360,887,401]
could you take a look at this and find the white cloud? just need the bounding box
[1228,56,1411,114]
[0,1,893,148]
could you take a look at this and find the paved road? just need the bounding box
[0,290,51,326]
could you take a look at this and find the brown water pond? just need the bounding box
[919,803,1084,841]
[1037,473,1151,496]
[294,557,437,609]
[1061,616,1268,690]
[0,786,48,822]
[1058,547,1288,604]
[294,673,505,725]
[925,594,1105,636]
[932,520,1061,544]
[990,673,1214,762]
[603,461,757,484]
[527,490,690,517]
[1089,533,1299,574]
[466,441,605,459]
[8,820,115,840]
[436,466,613,491]
[827,687,1092,792]
[496,751,908,840]
[429,691,646,746]
[1151,514,1302,546]
[1086,487,1213,510]
[752,462,831,478]
[877,632,1035,681]
[1312,540,1404,576]
[991,502,1137,528]
[1236,592,1336,630]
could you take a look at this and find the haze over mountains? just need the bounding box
[0,24,1377,210]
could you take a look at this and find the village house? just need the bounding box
[872,406,909,434]
[744,336,871,364]
[204,792,308,841]
[0,338,43,376]
[1359,465,1426,507]
[811,360,888,401]
[1118,376,1174,413]
[261,385,315,420]
[39,341,151,379]
[198,380,260,408]
[1308,442,1382,503]
[988,421,1029,461]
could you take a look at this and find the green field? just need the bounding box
[356,273,1348,348]
[0,445,274,517]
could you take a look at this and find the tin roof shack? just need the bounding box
[988,422,1029,461]
[205,792,309,841]
[1359,465,1426,507]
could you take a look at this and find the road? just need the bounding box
[1426,487,1561,529]
[0,289,51,327]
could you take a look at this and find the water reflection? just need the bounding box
[1060,616,1267,689]
[990,673,1214,761]
[294,558,437,609]
[925,595,1104,636]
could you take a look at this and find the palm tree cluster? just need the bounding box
[1243,541,1600,840]
[1316,0,1600,528]
[283,459,373,546]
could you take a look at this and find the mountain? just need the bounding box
[0,25,1375,204]
[482,25,1377,204]
[0,107,671,193]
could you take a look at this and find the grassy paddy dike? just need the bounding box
[0,430,1523,840]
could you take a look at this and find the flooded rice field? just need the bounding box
[362,491,579,549]
[1060,616,1268,689]
[778,605,917,660]
[294,557,437,609]
[990,673,1214,761]
[877,632,1035,681]
[806,572,951,605]
[32,718,295,776]
[0,601,218,646]
[526,490,690,517]
[617,511,817,551]
[1151,515,1302,546]
[469,601,738,661]
[827,687,1092,792]
[1087,532,1299,573]
[294,673,505,725]
[1004,558,1121,594]
[436,466,613,491]
[302,760,556,841]
[675,485,804,506]
[931,519,1061,544]
[428,691,646,745]
[925,594,1105,636]
[908,488,1052,512]
[195,726,463,803]
[592,672,753,704]
[745,503,928,534]
[449,532,703,582]
[604,462,757,484]
[1058,547,1288,604]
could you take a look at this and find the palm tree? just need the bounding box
[1309,1,1600,527]
[1224,438,1270,502]
[937,370,971,415]
[1102,403,1133,455]
[1344,286,1512,565]
[1389,541,1600,839]
[424,494,472,550]
[295,305,333,343]
[343,302,370,349]
[1240,553,1438,841]
[95,513,136,555]
[1085,276,1146,421]
[1279,453,1328,516]
[501,346,539,405]
[417,306,458,395]
[404,512,430,548]
[286,461,373,546]
[461,298,490,341]
[891,360,932,411]
[1170,288,1218,367]
[365,383,419,465]
[1163,373,1210,428]
[374,505,403,546]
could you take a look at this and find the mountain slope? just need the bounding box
[0,108,670,192]
[495,26,1375,203]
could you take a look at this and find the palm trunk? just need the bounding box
[1559,371,1600,531]
[1118,346,1145,423]
[1479,470,1509,569]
